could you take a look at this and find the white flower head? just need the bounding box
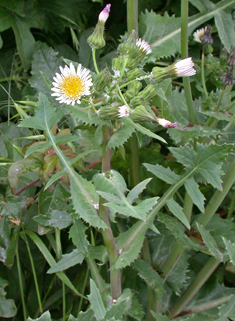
[99,4,111,23]
[193,27,205,43]
[51,63,93,105]
[174,57,196,77]
[157,118,177,128]
[136,38,152,55]
[118,105,129,118]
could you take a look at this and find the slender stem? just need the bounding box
[86,256,105,294]
[183,192,193,223]
[62,282,66,321]
[127,0,138,36]
[92,49,99,74]
[201,45,208,99]
[224,97,235,111]
[227,191,235,219]
[168,257,220,319]
[15,178,41,195]
[162,242,185,279]
[23,231,43,314]
[99,125,121,299]
[16,247,27,321]
[196,156,235,226]
[77,268,90,316]
[128,134,141,187]
[181,0,197,124]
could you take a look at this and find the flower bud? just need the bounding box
[126,68,142,80]
[118,30,139,58]
[112,57,124,72]
[98,105,129,120]
[87,4,111,50]
[204,44,213,55]
[94,68,112,92]
[131,105,157,123]
[125,81,142,100]
[157,118,177,128]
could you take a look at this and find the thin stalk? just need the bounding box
[127,0,138,36]
[62,282,66,321]
[92,49,99,74]
[77,268,90,316]
[86,256,105,294]
[99,125,121,299]
[16,247,27,321]
[183,192,193,223]
[227,191,235,219]
[196,156,235,226]
[168,257,220,319]
[201,45,208,99]
[23,232,43,314]
[162,242,185,279]
[181,0,197,124]
[55,229,65,321]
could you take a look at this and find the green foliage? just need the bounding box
[0,277,17,318]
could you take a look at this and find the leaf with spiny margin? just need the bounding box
[200,110,235,123]
[70,170,106,229]
[93,170,127,196]
[0,278,17,318]
[88,279,106,321]
[144,164,181,184]
[103,288,132,320]
[132,259,164,297]
[166,198,190,229]
[68,104,111,126]
[68,309,96,321]
[29,41,63,95]
[169,143,232,190]
[107,124,135,150]
[47,249,84,273]
[215,10,235,52]
[27,311,52,321]
[219,294,235,321]
[127,178,153,204]
[19,93,64,131]
[223,238,235,266]
[124,118,166,143]
[184,177,205,213]
[196,223,224,262]
[88,245,108,265]
[151,312,170,321]
[69,218,89,255]
[126,295,144,321]
[157,213,203,251]
[34,210,72,230]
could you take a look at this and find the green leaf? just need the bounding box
[168,88,190,126]
[19,93,63,132]
[223,238,235,265]
[27,311,52,321]
[69,218,90,255]
[68,104,111,126]
[126,295,144,321]
[0,0,24,14]
[214,10,235,52]
[169,143,232,190]
[93,170,127,196]
[29,41,63,94]
[104,288,132,320]
[0,278,16,318]
[144,163,181,184]
[184,177,205,213]
[47,249,84,273]
[107,124,135,150]
[166,198,190,229]
[132,259,164,296]
[127,178,153,203]
[196,223,224,262]
[150,312,170,321]
[34,210,72,230]
[219,295,235,321]
[88,279,106,321]
[0,195,28,220]
[69,309,96,321]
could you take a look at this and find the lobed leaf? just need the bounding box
[0,278,17,318]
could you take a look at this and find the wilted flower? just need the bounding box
[227,46,235,67]
[157,118,177,128]
[136,38,152,55]
[98,4,111,23]
[51,63,92,105]
[220,68,235,86]
[193,25,213,44]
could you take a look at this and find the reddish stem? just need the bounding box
[15,178,41,196]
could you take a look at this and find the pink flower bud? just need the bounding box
[157,118,177,128]
[98,4,111,23]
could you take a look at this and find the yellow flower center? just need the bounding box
[59,75,85,99]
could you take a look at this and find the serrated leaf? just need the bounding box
[19,93,63,131]
[132,259,164,296]
[219,294,235,321]
[127,178,153,204]
[27,311,51,321]
[47,249,84,273]
[93,170,127,196]
[69,218,89,255]
[184,177,205,213]
[196,223,224,262]
[166,198,190,229]
[107,124,135,149]
[223,238,235,266]
[126,295,144,321]
[68,104,111,126]
[200,109,235,122]
[151,312,170,321]
[169,143,232,190]
[104,288,132,320]
[215,10,235,52]
[34,210,72,230]
[144,163,181,184]
[68,309,96,321]
[88,279,106,321]
[0,278,16,318]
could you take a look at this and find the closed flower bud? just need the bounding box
[131,105,157,123]
[98,104,129,120]
[118,30,139,58]
[157,117,177,128]
[125,81,142,100]
[126,68,142,80]
[112,57,124,72]
[87,4,111,50]
[139,84,158,101]
[94,68,112,92]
